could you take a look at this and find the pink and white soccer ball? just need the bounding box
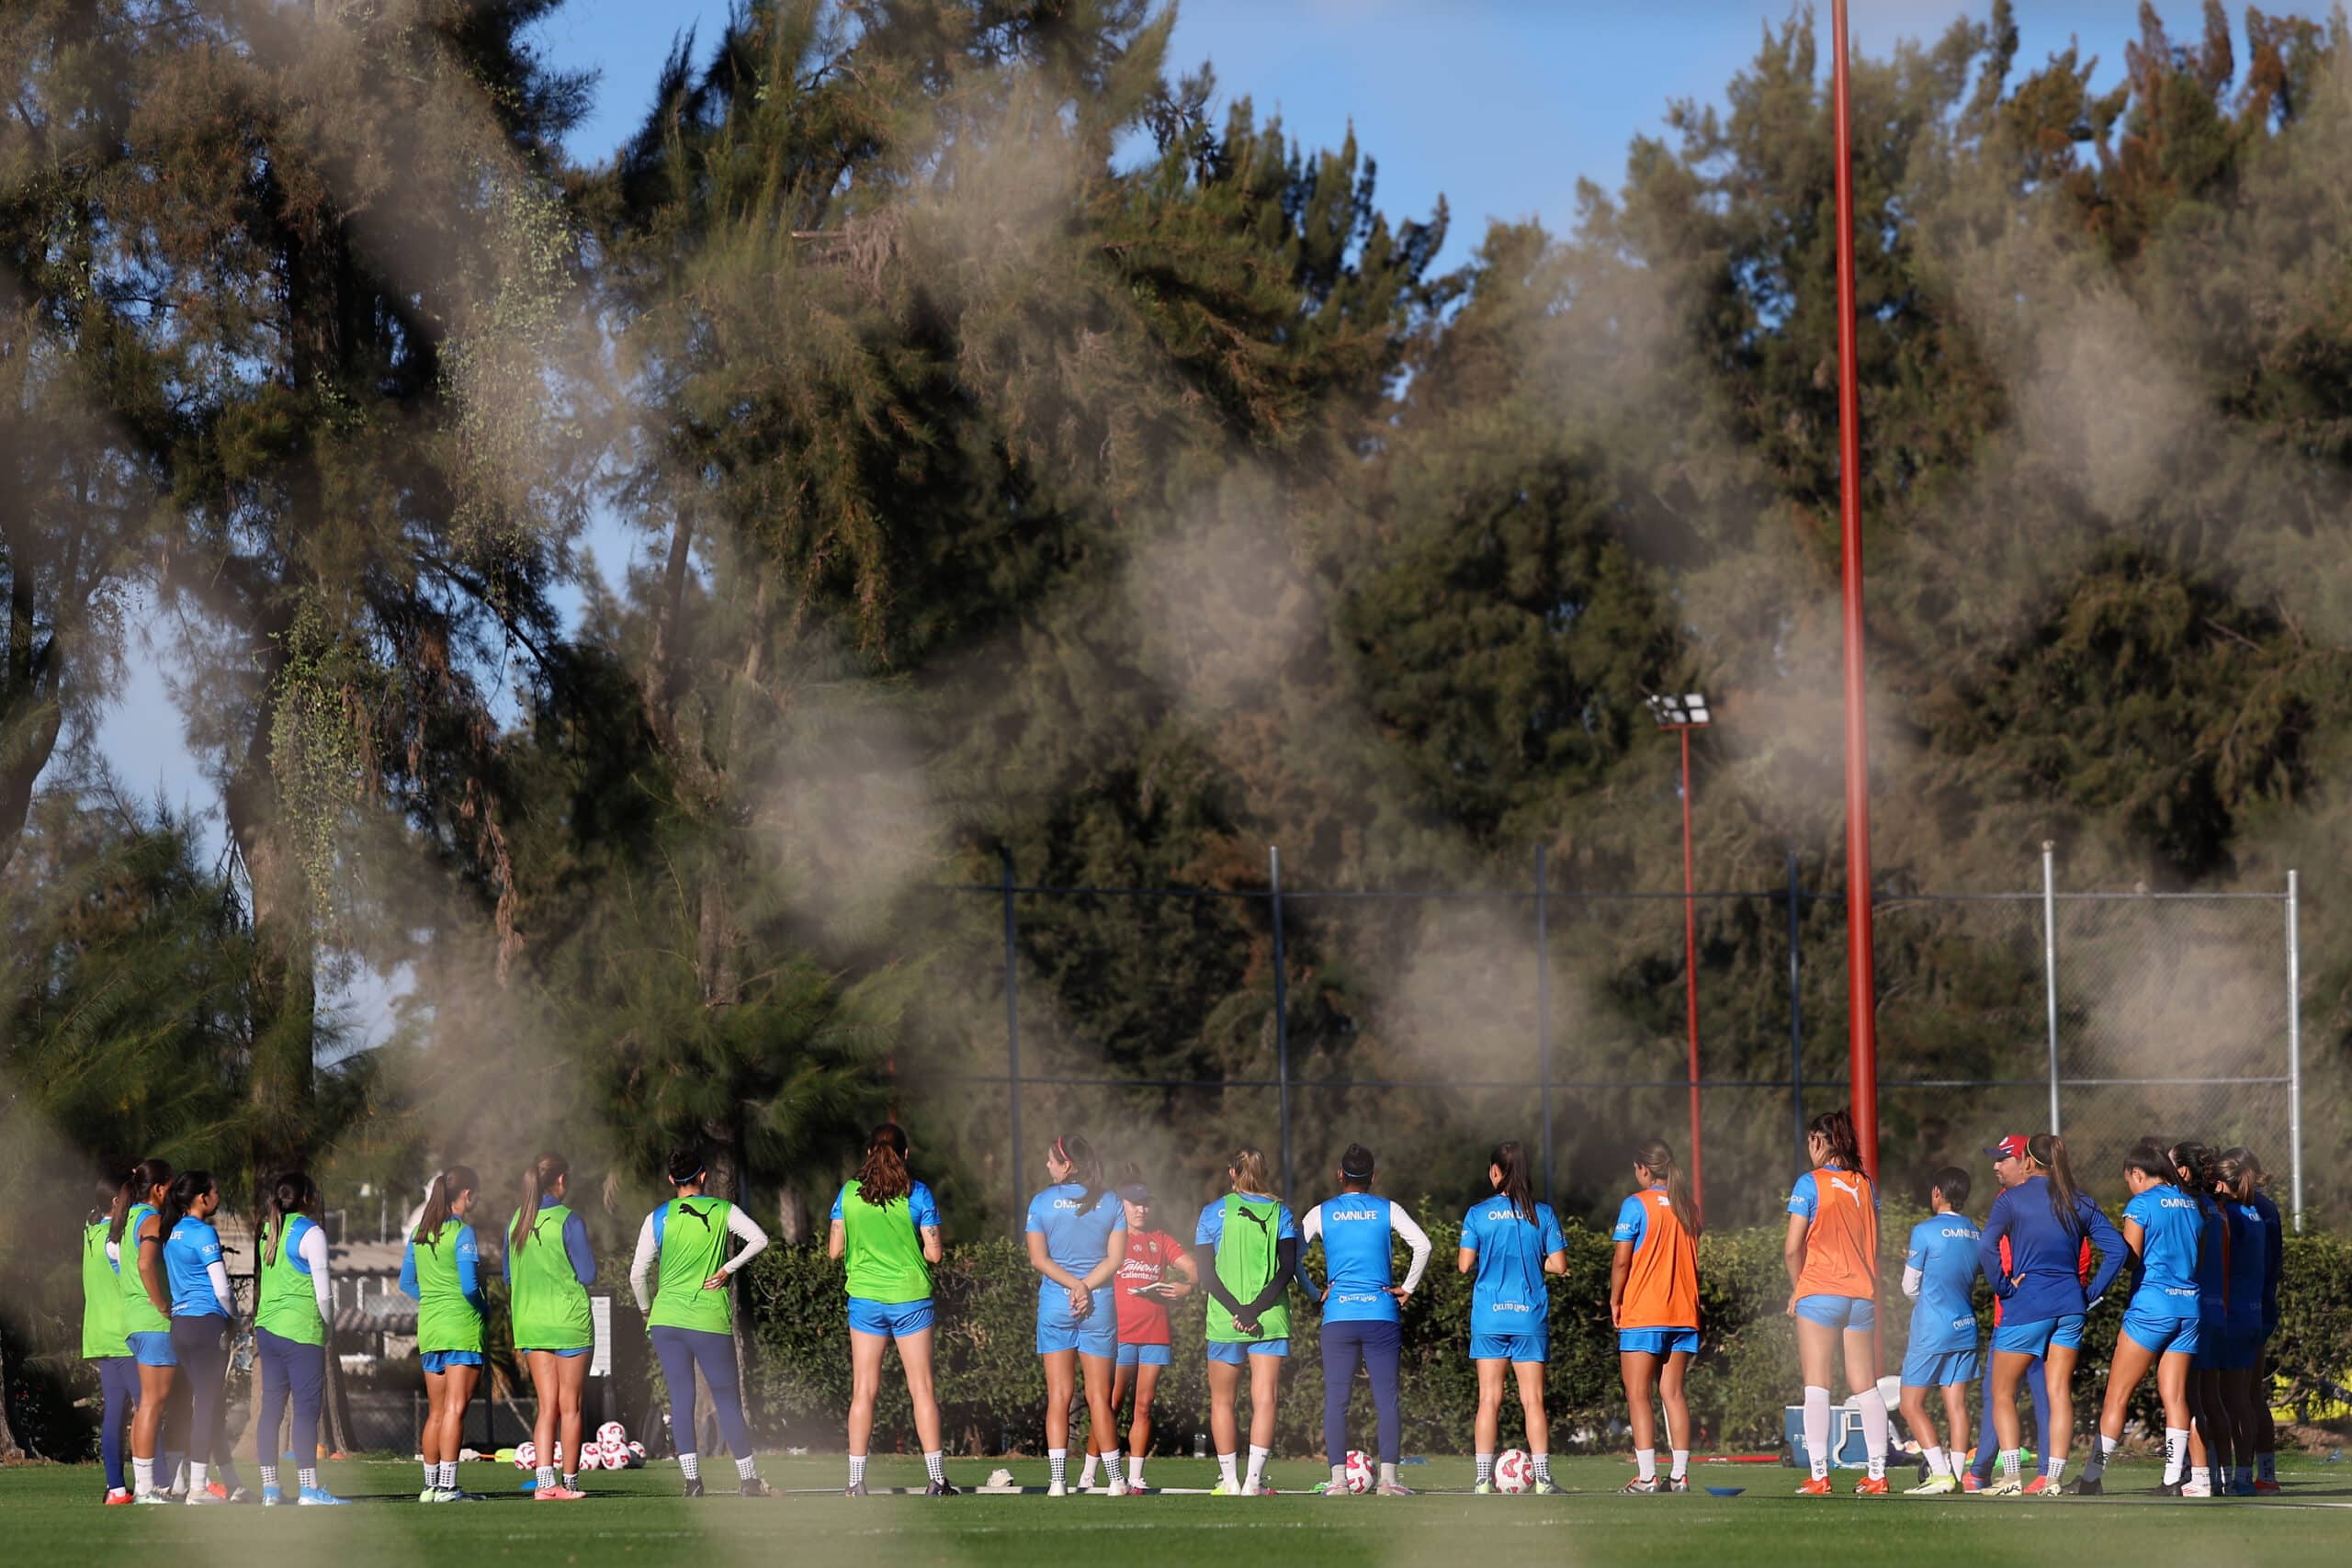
[627,1441,648,1468]
[597,1421,628,1449]
[576,1444,605,1472]
[598,1439,628,1471]
[1493,1449,1532,1495]
[513,1440,537,1471]
[1341,1450,1374,1494]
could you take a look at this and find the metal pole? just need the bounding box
[1831,0,1881,1181]
[1001,846,1023,1235]
[2287,869,2303,1232]
[1680,727,1703,1223]
[1789,848,1805,1169]
[1270,846,1293,1201]
[1536,843,1555,1209]
[2042,841,2061,1136]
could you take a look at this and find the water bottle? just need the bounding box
[1193,1429,1208,1459]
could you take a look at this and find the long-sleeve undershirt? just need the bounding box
[628,1203,770,1313]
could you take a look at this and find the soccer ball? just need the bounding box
[597,1421,627,1449]
[627,1441,648,1468]
[513,1440,537,1471]
[577,1445,605,1472]
[598,1439,628,1471]
[1341,1450,1373,1494]
[1494,1450,1532,1495]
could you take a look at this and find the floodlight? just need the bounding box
[1646,692,1711,728]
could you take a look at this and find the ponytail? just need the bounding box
[856,1123,912,1207]
[262,1171,313,1266]
[1055,1134,1104,1210]
[512,1152,568,1253]
[2123,1142,2176,1186]
[1808,1109,1863,1172]
[160,1169,213,1235]
[2030,1134,2084,1238]
[2217,1147,2260,1204]
[1489,1140,1536,1224]
[95,1158,136,1231]
[1634,1138,1700,1239]
[113,1158,173,1247]
[416,1165,479,1247]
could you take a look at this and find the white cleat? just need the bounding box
[1046,1479,1068,1497]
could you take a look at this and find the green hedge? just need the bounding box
[732,1207,2352,1455]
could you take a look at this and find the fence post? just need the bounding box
[1536,843,1554,1208]
[1788,848,1804,1168]
[2041,841,2061,1136]
[1270,846,1293,1201]
[2287,868,2303,1233]
[1001,846,1023,1235]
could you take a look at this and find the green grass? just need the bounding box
[3,1454,2346,1567]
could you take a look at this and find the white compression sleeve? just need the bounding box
[300,1223,333,1320]
[720,1204,770,1274]
[628,1213,659,1312]
[1390,1208,1435,1294]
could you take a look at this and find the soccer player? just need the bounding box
[1094,1169,1193,1495]
[1974,1133,2124,1495]
[1967,1137,2056,1494]
[159,1169,242,1504]
[119,1157,176,1503]
[2232,1149,2284,1493]
[1785,1110,1888,1496]
[1611,1138,1700,1495]
[1897,1167,1981,1495]
[401,1163,488,1503]
[1306,1143,1430,1498]
[828,1123,951,1497]
[632,1146,775,1497]
[1459,1140,1566,1496]
[507,1152,594,1501]
[2074,1143,2203,1495]
[1026,1134,1125,1497]
[254,1171,343,1505]
[85,1161,138,1505]
[2215,1149,2268,1495]
[1198,1146,1299,1496]
[2172,1140,2227,1496]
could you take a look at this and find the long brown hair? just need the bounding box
[856,1123,912,1207]
[262,1171,314,1265]
[2030,1133,2085,1237]
[1808,1110,1863,1171]
[2217,1147,2262,1204]
[160,1168,214,1235]
[416,1165,479,1247]
[1489,1140,1536,1224]
[1053,1134,1103,1209]
[512,1152,568,1253]
[112,1157,173,1247]
[1634,1138,1700,1239]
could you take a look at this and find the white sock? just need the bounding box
[188,1461,209,1494]
[1670,1449,1690,1480]
[736,1455,757,1482]
[1803,1387,1832,1481]
[2045,1454,2067,1482]
[133,1458,154,1496]
[260,1464,278,1490]
[844,1453,863,1485]
[562,1472,576,1491]
[1080,1452,1100,1486]
[922,1451,944,1485]
[2164,1428,2188,1484]
[167,1455,187,1492]
[423,1460,435,1487]
[2199,1465,2214,1489]
[299,1467,317,1491]
[1852,1387,1889,1481]
[680,1451,700,1481]
[1048,1448,1067,1488]
[1999,1449,2022,1481]
[1923,1445,1947,1478]
[1218,1451,1238,1489]
[1379,1461,1398,1487]
[2083,1433,2114,1481]
[1330,1462,1349,1488]
[1635,1448,1656,1481]
[1129,1455,1144,1486]
[440,1461,458,1490]
[1532,1451,1551,1481]
[1475,1452,1493,1485]
[1103,1450,1124,1486]
[1245,1445,1270,1491]
[536,1465,555,1490]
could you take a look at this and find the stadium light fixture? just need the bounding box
[1646,689,1711,1223]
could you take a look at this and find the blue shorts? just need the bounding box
[1206,1338,1288,1364]
[1991,1314,2084,1355]
[1618,1328,1699,1357]
[420,1349,485,1373]
[1117,1342,1172,1368]
[848,1298,935,1338]
[518,1346,590,1359]
[126,1331,175,1369]
[1470,1332,1548,1364]
[1792,1294,1875,1331]
[1900,1347,1980,1388]
[2118,1311,2199,1359]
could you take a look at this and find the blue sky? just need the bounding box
[90,0,2180,1037]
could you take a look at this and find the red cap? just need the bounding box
[1983,1134,2030,1162]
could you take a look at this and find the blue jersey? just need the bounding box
[164,1215,227,1317]
[399,1224,489,1315]
[1461,1195,1564,1337]
[2121,1186,2203,1319]
[1975,1175,2124,1322]
[1311,1193,1399,1324]
[831,1180,941,1231]
[1026,1183,1125,1276]
[2250,1190,2283,1334]
[2194,1195,2228,1320]
[2224,1200,2267,1330]
[1904,1214,1983,1356]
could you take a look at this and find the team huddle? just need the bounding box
[71,1111,2287,1505]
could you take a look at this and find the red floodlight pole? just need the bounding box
[1831,0,1881,1181]
[1648,694,1712,1224]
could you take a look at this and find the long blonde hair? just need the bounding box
[1229,1146,1273,1197]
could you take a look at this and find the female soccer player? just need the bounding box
[1897,1167,1981,1495]
[2231,1149,2284,1492]
[401,1164,488,1503]
[632,1148,775,1498]
[1459,1140,1566,1496]
[507,1152,594,1501]
[829,1123,950,1497]
[1198,1146,1298,1497]
[2172,1140,2227,1496]
[2073,1143,2203,1495]
[1966,1136,2054,1494]
[85,1161,137,1504]
[253,1171,342,1506]
[1611,1138,1700,1495]
[1974,1133,2125,1495]
[1093,1168,1194,1495]
[1026,1134,1125,1496]
[119,1157,176,1502]
[2215,1148,2268,1495]
[1307,1143,1430,1498]
[1786,1110,1888,1496]
[160,1169,239,1505]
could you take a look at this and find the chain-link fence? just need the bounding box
[906,848,2304,1237]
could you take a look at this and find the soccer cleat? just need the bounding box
[2232,1477,2257,1496]
[1108,1477,1128,1497]
[133,1493,173,1505]
[184,1487,226,1506]
[1664,1476,1690,1493]
[2178,1477,2212,1498]
[1212,1480,1239,1495]
[925,1479,960,1497]
[1046,1479,1067,1498]
[1473,1479,1495,1495]
[105,1489,134,1506]
[739,1477,777,1498]
[682,1478,705,1498]
[1907,1473,1957,1495]
[1375,1482,1416,1496]
[843,1480,869,1497]
[1961,1472,1984,1493]
[2070,1476,2103,1495]
[2020,1474,2053,1495]
[1980,1475,2024,1496]
[267,1485,289,1506]
[1795,1476,1835,1496]
[2154,1480,2184,1495]
[1854,1476,1889,1495]
[2254,1479,2281,1495]
[533,1484,585,1502]
[429,1487,475,1503]
[1531,1477,1558,1495]
[1619,1476,1659,1495]
[298,1486,349,1506]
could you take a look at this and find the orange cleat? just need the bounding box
[2254,1480,2281,1495]
[2020,1475,2055,1495]
[1854,1476,1890,1495]
[1795,1477,1835,1496]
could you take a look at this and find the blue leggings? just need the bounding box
[650,1325,753,1461]
[1971,1354,2050,1479]
[96,1357,139,1492]
[254,1327,326,1472]
[167,1317,232,1472]
[1321,1320,1403,1467]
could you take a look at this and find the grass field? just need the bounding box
[4,1454,2346,1566]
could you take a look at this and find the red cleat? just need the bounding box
[1854,1476,1890,1495]
[104,1490,134,1506]
[2021,1475,2055,1495]
[1795,1477,1835,1496]
[2253,1479,2281,1495]
[1961,1474,1984,1493]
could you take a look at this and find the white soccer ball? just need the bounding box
[1342,1450,1373,1494]
[577,1445,605,1472]
[598,1439,628,1471]
[597,1421,627,1449]
[626,1441,647,1468]
[514,1440,537,1471]
[1493,1449,1532,1495]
